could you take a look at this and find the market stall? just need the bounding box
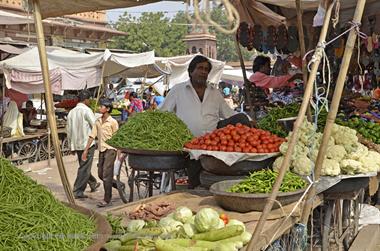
[2,0,378,251]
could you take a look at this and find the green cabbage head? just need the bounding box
[194,208,220,233]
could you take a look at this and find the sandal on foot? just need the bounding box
[97,201,112,208]
[277,24,288,53]
[267,25,277,54]
[238,22,250,48]
[253,25,263,52]
[287,25,299,53]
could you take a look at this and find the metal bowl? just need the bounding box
[117,147,184,156]
[200,155,275,176]
[24,127,38,133]
[210,179,306,212]
[128,153,186,171]
[30,119,42,126]
[277,116,297,133]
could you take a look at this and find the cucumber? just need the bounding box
[192,225,244,241]
[217,231,252,245]
[155,239,210,251]
[164,239,218,249]
[102,240,121,251]
[120,227,163,243]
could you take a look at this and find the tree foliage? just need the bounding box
[111,12,188,57]
[111,8,253,61]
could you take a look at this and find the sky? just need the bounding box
[106,2,189,23]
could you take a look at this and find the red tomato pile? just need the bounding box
[184,123,285,153]
[175,178,188,185]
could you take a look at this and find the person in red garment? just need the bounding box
[249,56,302,91]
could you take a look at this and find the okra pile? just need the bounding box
[107,111,193,151]
[0,158,96,250]
[228,169,307,194]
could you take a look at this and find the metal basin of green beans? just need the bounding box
[210,170,308,213]
[210,180,307,212]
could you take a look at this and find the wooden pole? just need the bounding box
[32,0,75,204]
[0,78,5,155]
[233,36,255,121]
[295,0,312,121]
[300,0,367,224]
[247,2,335,250]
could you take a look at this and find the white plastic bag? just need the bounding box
[313,5,326,27]
[113,159,121,175]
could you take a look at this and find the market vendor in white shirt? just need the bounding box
[160,55,250,188]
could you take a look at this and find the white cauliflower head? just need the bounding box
[321,158,341,176]
[340,159,363,175]
[331,124,358,152]
[292,155,313,176]
[347,143,368,160]
[358,151,380,173]
[280,142,308,161]
[272,156,289,172]
[326,145,347,162]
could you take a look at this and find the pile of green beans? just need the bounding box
[0,158,95,250]
[107,111,193,151]
[228,169,307,194]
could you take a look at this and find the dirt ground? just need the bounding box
[20,152,135,213]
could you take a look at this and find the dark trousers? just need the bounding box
[186,159,202,189]
[73,146,97,196]
[98,149,117,203]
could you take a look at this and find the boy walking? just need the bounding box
[82,100,119,207]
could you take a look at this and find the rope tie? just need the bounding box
[186,0,240,35]
[264,181,314,249]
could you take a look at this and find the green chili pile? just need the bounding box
[228,169,307,194]
[107,111,193,151]
[257,104,300,137]
[0,158,96,250]
[258,104,328,137]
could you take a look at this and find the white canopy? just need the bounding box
[221,69,252,83]
[0,47,165,94]
[155,54,225,88]
[0,9,34,25]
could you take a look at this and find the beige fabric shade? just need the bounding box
[23,0,161,19]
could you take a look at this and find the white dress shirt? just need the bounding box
[160,80,236,137]
[66,103,96,151]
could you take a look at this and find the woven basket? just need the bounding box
[63,202,112,251]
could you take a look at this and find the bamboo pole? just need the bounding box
[295,0,312,121]
[300,0,367,224]
[247,3,335,250]
[233,36,255,121]
[0,78,5,155]
[32,0,75,204]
